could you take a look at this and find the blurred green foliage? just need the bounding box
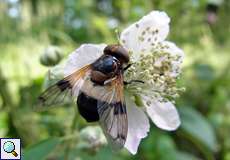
[0,0,230,160]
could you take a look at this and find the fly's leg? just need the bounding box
[123,64,144,85]
[123,64,132,72]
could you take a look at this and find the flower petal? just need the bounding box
[153,41,185,77]
[64,43,106,76]
[125,96,150,154]
[143,96,180,131]
[162,41,185,60]
[162,41,185,77]
[120,11,170,60]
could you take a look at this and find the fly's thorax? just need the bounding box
[90,44,129,85]
[91,54,120,85]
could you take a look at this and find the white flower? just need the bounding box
[121,11,184,154]
[63,11,184,155]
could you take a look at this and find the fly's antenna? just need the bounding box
[115,28,121,45]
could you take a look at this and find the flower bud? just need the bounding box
[78,126,107,154]
[40,46,63,66]
[43,64,64,89]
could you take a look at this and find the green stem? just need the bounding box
[64,106,79,160]
[0,69,15,108]
[71,107,79,132]
[0,69,19,137]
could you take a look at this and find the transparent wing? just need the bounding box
[35,65,91,111]
[97,73,128,150]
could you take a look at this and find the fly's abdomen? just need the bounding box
[77,92,99,122]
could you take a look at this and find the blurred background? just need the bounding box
[0,0,230,160]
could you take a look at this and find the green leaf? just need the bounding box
[179,106,218,152]
[173,151,200,160]
[23,137,61,160]
[156,134,176,152]
[160,150,200,160]
[68,147,123,160]
[194,63,214,81]
[176,151,199,160]
[155,135,199,160]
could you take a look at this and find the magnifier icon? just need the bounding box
[3,141,18,157]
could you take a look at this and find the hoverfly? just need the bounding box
[37,44,134,150]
